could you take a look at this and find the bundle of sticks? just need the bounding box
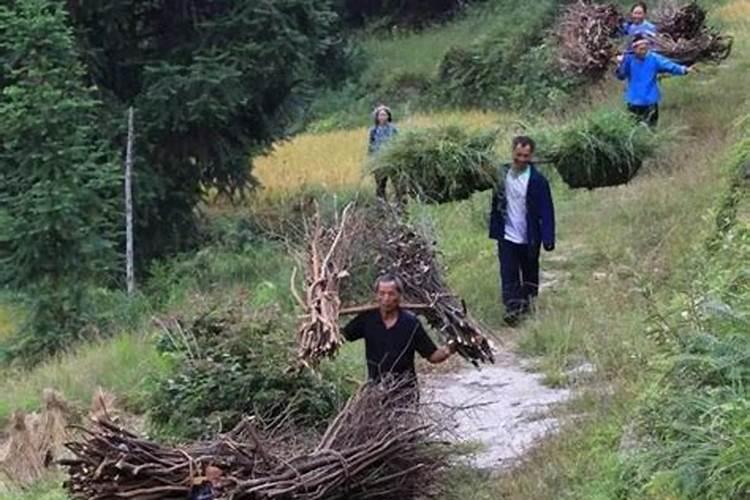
[556,1,622,78]
[653,2,732,65]
[293,202,495,368]
[62,378,448,499]
[293,203,363,365]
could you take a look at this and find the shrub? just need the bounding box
[437,0,575,109]
[148,302,349,439]
[369,125,498,203]
[537,109,663,189]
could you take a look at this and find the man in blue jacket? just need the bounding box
[489,136,555,326]
[616,34,694,127]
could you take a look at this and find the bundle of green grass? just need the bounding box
[541,109,662,189]
[369,125,498,203]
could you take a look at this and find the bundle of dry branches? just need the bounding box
[294,202,495,368]
[62,378,449,500]
[292,202,364,366]
[653,2,733,65]
[650,30,732,65]
[556,1,622,79]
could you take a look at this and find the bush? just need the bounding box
[537,109,662,189]
[437,0,575,109]
[148,302,349,439]
[369,125,498,203]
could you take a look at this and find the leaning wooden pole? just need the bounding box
[124,107,135,296]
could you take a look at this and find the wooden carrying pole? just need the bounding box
[125,107,135,296]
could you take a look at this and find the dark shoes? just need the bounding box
[503,311,522,327]
[503,302,533,327]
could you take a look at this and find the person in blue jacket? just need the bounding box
[616,34,694,126]
[489,136,555,326]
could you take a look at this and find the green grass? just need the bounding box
[0,331,168,423]
[360,1,508,82]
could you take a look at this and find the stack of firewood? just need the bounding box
[652,2,732,65]
[556,1,622,79]
[62,378,448,499]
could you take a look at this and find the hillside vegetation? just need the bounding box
[1,0,749,498]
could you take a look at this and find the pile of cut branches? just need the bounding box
[62,378,449,500]
[653,2,732,65]
[293,203,495,368]
[556,1,622,79]
[293,203,364,366]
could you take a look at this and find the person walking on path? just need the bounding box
[343,274,456,390]
[616,34,694,127]
[489,136,555,327]
[367,105,399,199]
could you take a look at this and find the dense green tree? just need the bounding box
[66,0,349,260]
[0,0,121,360]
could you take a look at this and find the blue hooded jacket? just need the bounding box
[616,52,688,106]
[489,164,555,251]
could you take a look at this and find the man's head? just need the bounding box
[374,274,403,313]
[630,2,647,24]
[205,465,223,484]
[632,34,650,58]
[511,136,535,170]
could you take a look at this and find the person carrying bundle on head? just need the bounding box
[367,104,400,200]
[489,136,555,327]
[616,34,695,127]
[342,274,457,400]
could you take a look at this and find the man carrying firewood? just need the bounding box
[489,136,555,327]
[616,34,695,127]
[343,274,457,388]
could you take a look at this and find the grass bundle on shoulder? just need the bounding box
[369,125,498,203]
[541,109,662,189]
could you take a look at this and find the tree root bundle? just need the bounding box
[294,203,495,368]
[62,378,449,499]
[653,3,733,66]
[555,1,622,79]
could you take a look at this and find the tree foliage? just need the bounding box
[0,0,121,361]
[66,0,349,259]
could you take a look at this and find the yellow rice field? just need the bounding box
[252,110,513,195]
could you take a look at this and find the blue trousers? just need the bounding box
[499,240,540,314]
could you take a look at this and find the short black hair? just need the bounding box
[512,135,536,153]
[631,2,647,13]
[632,33,648,43]
[374,274,404,294]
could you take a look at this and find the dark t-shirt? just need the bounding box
[343,309,438,381]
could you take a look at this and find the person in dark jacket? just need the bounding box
[616,34,694,126]
[367,104,399,199]
[489,136,555,326]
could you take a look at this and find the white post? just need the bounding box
[125,107,135,296]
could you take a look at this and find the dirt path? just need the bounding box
[424,350,570,470]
